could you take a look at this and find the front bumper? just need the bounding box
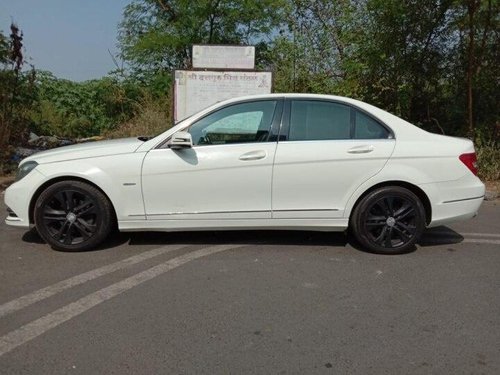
[4,169,46,228]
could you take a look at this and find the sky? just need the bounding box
[0,0,131,81]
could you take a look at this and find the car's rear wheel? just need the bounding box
[34,180,114,251]
[350,186,426,254]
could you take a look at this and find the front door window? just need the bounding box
[188,100,278,146]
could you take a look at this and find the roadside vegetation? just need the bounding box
[0,0,498,181]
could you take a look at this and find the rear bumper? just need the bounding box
[427,197,483,227]
[420,174,485,228]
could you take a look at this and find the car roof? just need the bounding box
[214,93,392,119]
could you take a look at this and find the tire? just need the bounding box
[34,180,114,251]
[350,186,426,254]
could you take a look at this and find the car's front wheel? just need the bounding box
[34,180,114,251]
[350,186,426,254]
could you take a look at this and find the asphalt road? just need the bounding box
[0,198,499,374]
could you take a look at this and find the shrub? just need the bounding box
[476,137,500,181]
[104,94,171,139]
[31,72,143,138]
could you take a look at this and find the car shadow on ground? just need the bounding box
[127,226,464,252]
[419,226,464,247]
[22,227,131,252]
[21,226,464,253]
[128,230,349,247]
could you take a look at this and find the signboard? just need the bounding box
[174,70,272,122]
[192,45,255,70]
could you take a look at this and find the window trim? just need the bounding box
[157,98,284,149]
[279,98,394,142]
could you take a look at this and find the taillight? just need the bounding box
[459,152,478,176]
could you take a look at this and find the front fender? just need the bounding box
[34,153,146,221]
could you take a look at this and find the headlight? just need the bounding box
[16,161,38,181]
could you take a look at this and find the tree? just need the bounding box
[358,0,456,130]
[116,0,498,140]
[267,0,498,137]
[118,0,284,79]
[264,0,362,95]
[460,0,496,136]
[0,24,36,153]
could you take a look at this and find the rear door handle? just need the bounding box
[239,150,267,161]
[348,145,374,154]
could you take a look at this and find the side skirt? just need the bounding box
[118,218,349,232]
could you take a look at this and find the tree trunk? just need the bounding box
[466,0,479,136]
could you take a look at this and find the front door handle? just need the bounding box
[348,145,374,154]
[239,150,267,161]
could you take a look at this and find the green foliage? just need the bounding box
[30,71,144,138]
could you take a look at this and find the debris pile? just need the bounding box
[11,133,105,162]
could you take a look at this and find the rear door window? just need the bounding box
[289,100,351,141]
[354,110,390,139]
[287,100,391,141]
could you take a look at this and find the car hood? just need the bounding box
[21,137,144,165]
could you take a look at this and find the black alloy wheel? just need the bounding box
[34,181,114,251]
[350,186,426,254]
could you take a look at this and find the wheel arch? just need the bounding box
[349,181,432,225]
[28,176,118,225]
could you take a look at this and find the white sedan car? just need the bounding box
[5,94,485,254]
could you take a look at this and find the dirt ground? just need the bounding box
[485,180,500,195]
[0,175,14,191]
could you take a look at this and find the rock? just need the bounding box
[59,139,75,147]
[29,132,39,142]
[12,147,39,162]
[28,135,75,149]
[7,133,105,165]
[28,135,55,148]
[44,136,60,148]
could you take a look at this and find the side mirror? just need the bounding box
[168,131,193,149]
